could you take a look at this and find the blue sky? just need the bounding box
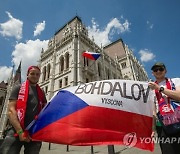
[0,0,180,82]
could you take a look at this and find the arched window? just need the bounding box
[47,64,51,79]
[65,53,69,69]
[42,66,46,81]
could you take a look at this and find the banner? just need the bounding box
[28,79,154,151]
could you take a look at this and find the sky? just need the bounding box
[0,0,180,82]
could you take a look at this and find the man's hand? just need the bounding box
[148,82,160,91]
[19,132,31,142]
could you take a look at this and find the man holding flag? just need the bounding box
[149,62,180,154]
[0,66,47,154]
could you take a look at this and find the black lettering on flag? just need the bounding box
[110,82,124,97]
[101,98,123,107]
[101,81,113,95]
[140,84,150,103]
[123,82,133,99]
[75,84,84,94]
[91,82,102,94]
[131,84,141,101]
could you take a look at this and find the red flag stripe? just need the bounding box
[31,106,153,151]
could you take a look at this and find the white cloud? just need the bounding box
[34,21,46,37]
[146,21,154,29]
[87,17,130,46]
[0,11,23,40]
[0,66,12,82]
[139,49,155,62]
[11,39,48,81]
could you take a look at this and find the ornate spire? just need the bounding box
[14,61,21,84]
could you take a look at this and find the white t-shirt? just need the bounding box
[155,78,180,113]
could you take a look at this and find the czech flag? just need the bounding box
[28,80,154,151]
[82,51,101,60]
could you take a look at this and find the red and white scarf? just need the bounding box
[155,78,175,115]
[155,78,180,125]
[16,80,46,129]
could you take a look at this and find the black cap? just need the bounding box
[151,62,166,70]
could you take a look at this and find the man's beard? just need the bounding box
[29,79,38,84]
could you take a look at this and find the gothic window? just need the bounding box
[106,68,110,79]
[83,57,89,66]
[47,64,51,79]
[42,66,46,81]
[84,57,86,67]
[107,69,110,79]
[65,53,69,69]
[65,77,68,86]
[59,56,64,73]
[59,79,62,88]
[98,63,101,77]
[121,62,127,69]
[0,96,4,105]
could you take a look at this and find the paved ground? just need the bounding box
[31,142,161,154]
[0,133,161,154]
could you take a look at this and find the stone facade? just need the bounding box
[0,81,7,115]
[0,65,20,138]
[39,16,122,100]
[104,39,148,81]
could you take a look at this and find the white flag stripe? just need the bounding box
[65,80,154,117]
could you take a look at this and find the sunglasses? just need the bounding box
[153,68,165,72]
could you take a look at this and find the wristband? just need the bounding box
[17,129,23,135]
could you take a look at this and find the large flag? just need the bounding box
[28,80,154,151]
[82,51,101,60]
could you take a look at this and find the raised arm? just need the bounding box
[148,82,180,101]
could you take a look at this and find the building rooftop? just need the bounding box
[55,16,82,35]
[0,81,7,89]
[103,38,124,49]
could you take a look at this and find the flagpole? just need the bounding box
[101,46,115,154]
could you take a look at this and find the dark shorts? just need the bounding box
[0,128,42,154]
[156,126,180,154]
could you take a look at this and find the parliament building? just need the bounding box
[38,16,148,100]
